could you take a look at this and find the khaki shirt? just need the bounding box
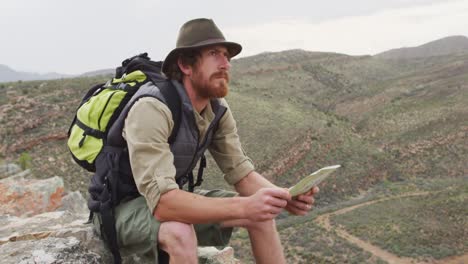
[123,97,255,212]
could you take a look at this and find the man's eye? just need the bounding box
[209,51,217,56]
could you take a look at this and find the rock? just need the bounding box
[0,211,109,263]
[0,163,240,263]
[0,176,64,217]
[0,163,21,179]
[0,211,91,244]
[58,191,88,215]
[198,246,240,264]
[0,210,240,264]
[2,236,102,264]
[3,169,32,181]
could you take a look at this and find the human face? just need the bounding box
[190,45,231,99]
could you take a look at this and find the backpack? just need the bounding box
[67,53,181,172]
[67,54,180,264]
[67,53,207,264]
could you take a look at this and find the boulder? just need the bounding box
[2,236,102,264]
[0,164,240,263]
[0,211,239,263]
[58,191,89,215]
[198,247,240,264]
[0,176,64,217]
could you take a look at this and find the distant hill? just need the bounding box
[0,64,73,83]
[79,68,114,78]
[375,35,468,59]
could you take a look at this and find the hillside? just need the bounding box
[1,40,466,200]
[79,68,114,78]
[0,64,72,83]
[230,48,467,182]
[1,36,467,263]
[375,35,468,59]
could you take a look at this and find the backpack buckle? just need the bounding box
[176,175,188,189]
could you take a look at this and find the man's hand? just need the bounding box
[244,188,291,222]
[285,186,320,216]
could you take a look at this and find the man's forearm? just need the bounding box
[154,189,246,223]
[154,171,289,224]
[234,171,277,196]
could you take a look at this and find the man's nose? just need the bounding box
[219,56,231,71]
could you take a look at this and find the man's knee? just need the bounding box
[158,221,197,256]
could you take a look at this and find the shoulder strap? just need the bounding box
[157,81,181,144]
[67,82,105,137]
[106,81,181,147]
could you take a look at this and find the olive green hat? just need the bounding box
[162,18,242,75]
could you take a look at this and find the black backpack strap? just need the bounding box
[99,146,126,264]
[187,154,207,192]
[188,172,194,192]
[196,154,207,186]
[187,100,226,192]
[158,82,181,144]
[101,199,121,264]
[100,181,122,264]
[80,82,106,106]
[186,99,226,192]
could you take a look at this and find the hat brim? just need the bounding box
[162,40,242,75]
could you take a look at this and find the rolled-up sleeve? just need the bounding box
[123,97,179,213]
[209,99,255,185]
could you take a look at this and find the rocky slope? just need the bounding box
[0,163,239,264]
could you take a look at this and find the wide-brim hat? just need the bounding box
[162,18,242,75]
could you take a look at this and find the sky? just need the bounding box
[1,0,468,75]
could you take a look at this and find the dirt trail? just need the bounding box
[315,192,468,264]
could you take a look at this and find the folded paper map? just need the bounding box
[289,165,341,197]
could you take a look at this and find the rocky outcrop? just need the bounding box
[0,163,239,263]
[0,175,64,217]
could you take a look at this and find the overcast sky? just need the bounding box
[2,0,468,75]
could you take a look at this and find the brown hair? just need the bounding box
[164,49,201,81]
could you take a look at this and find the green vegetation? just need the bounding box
[18,152,32,170]
[231,220,388,264]
[332,178,468,260]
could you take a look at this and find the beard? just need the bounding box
[191,69,229,99]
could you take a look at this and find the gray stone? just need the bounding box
[0,211,92,244]
[2,236,102,264]
[198,247,240,264]
[0,163,21,179]
[0,168,239,263]
[5,168,32,180]
[0,210,240,263]
[0,176,65,217]
[58,191,88,215]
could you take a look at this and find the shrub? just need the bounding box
[18,152,32,170]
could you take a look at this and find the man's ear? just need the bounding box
[177,58,192,76]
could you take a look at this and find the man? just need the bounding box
[114,18,319,263]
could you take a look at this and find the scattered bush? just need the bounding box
[18,152,32,170]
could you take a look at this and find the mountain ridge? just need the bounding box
[375,35,468,59]
[0,64,73,83]
[2,35,467,83]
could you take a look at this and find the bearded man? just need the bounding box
[101,18,319,263]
